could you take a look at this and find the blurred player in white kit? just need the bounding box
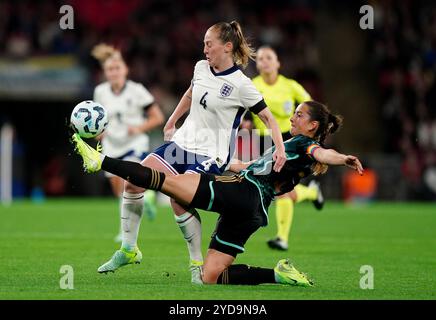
[91,43,165,241]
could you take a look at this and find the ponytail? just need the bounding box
[211,21,255,68]
[304,100,343,175]
[91,43,123,66]
[317,113,343,146]
[305,101,343,145]
[229,21,255,68]
[328,113,342,136]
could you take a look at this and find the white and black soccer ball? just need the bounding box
[70,100,108,138]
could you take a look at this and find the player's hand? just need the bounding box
[163,122,176,141]
[344,155,364,175]
[272,148,286,172]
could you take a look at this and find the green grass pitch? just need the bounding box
[0,199,435,300]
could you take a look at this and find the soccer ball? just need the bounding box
[70,100,108,138]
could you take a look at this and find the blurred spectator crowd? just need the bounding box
[370,0,436,199]
[3,0,435,200]
[0,0,323,197]
[0,0,322,118]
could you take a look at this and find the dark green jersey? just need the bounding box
[239,134,320,222]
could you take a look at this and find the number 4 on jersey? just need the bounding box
[200,92,208,109]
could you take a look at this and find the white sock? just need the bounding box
[118,195,123,235]
[175,209,203,263]
[121,191,144,251]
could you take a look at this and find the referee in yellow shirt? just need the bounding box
[250,46,324,251]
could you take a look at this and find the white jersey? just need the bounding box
[172,60,265,169]
[93,80,155,158]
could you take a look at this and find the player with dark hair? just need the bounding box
[248,46,325,251]
[72,100,363,285]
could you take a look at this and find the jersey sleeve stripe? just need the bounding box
[249,99,267,114]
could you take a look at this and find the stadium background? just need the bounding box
[1,0,435,201]
[0,0,435,301]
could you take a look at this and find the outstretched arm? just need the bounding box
[313,147,364,175]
